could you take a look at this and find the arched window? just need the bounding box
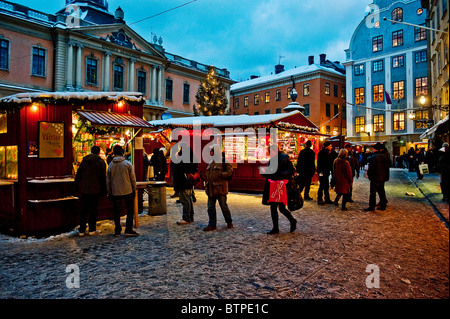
[392,8,403,22]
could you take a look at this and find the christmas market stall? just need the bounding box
[0,92,152,236]
[149,111,326,192]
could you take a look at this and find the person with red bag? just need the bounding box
[261,144,297,234]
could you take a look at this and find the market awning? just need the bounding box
[77,110,153,129]
[419,115,449,139]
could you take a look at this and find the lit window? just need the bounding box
[373,114,385,132]
[392,55,404,68]
[355,87,365,105]
[393,112,405,130]
[415,77,428,96]
[373,84,384,102]
[392,8,403,22]
[393,81,405,100]
[372,36,383,52]
[355,116,365,133]
[392,30,403,47]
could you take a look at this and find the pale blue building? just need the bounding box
[344,0,429,157]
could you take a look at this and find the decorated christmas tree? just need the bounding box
[195,66,229,116]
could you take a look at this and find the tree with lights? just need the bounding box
[195,66,229,116]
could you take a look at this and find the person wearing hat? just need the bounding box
[317,141,334,205]
[203,144,233,231]
[364,142,390,211]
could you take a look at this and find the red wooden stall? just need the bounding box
[148,111,328,192]
[0,92,152,236]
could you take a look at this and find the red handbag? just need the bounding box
[268,179,288,205]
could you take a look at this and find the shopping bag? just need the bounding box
[268,179,288,205]
[287,176,303,211]
[418,163,429,175]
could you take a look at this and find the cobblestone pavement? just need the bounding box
[0,169,448,299]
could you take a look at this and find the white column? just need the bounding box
[103,52,111,91]
[344,62,354,137]
[385,56,392,136]
[75,44,83,90]
[366,61,372,135]
[129,58,136,92]
[405,51,414,134]
[66,42,74,90]
[157,66,163,105]
[151,65,157,103]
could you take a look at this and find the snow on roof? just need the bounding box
[150,111,316,129]
[0,91,145,105]
[231,64,344,92]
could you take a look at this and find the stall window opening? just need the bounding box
[0,145,18,180]
[31,47,46,77]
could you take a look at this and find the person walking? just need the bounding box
[317,141,333,205]
[407,147,416,172]
[364,142,390,211]
[203,145,233,231]
[344,143,360,202]
[106,145,138,237]
[437,143,449,202]
[262,144,297,234]
[296,140,316,200]
[414,147,426,180]
[150,147,168,182]
[332,149,353,211]
[172,143,198,225]
[74,145,107,236]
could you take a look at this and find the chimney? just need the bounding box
[275,64,285,74]
[319,53,326,65]
[308,56,314,65]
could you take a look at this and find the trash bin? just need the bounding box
[147,182,166,215]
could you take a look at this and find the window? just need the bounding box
[265,110,271,114]
[392,30,403,47]
[415,77,428,96]
[234,97,239,109]
[415,50,427,63]
[373,114,385,132]
[86,57,98,85]
[393,81,405,100]
[325,82,330,95]
[287,87,292,99]
[275,89,281,101]
[334,84,338,97]
[165,79,173,100]
[113,64,124,90]
[303,83,310,96]
[355,87,365,105]
[275,108,282,114]
[373,84,384,102]
[392,8,403,22]
[0,39,9,70]
[137,70,146,94]
[244,96,249,107]
[354,64,364,75]
[0,145,18,180]
[183,83,190,104]
[326,103,331,117]
[355,116,365,133]
[373,60,383,72]
[264,92,270,103]
[334,104,339,116]
[372,35,383,52]
[415,110,429,129]
[254,111,259,115]
[32,47,46,77]
[414,25,427,41]
[303,103,310,117]
[392,55,404,68]
[254,94,260,105]
[393,112,405,130]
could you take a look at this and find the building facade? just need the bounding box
[420,0,449,144]
[343,0,429,156]
[0,0,232,120]
[230,54,347,137]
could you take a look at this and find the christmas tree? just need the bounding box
[195,66,229,116]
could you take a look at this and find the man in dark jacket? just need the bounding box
[344,143,360,202]
[317,141,333,205]
[74,145,107,236]
[171,143,198,225]
[296,140,316,200]
[364,142,390,211]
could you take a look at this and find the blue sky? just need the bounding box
[12,0,370,82]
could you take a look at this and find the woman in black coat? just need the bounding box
[262,144,297,234]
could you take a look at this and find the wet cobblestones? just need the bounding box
[0,169,448,299]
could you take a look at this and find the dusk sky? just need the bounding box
[12,0,371,82]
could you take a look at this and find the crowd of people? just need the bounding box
[73,138,450,237]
